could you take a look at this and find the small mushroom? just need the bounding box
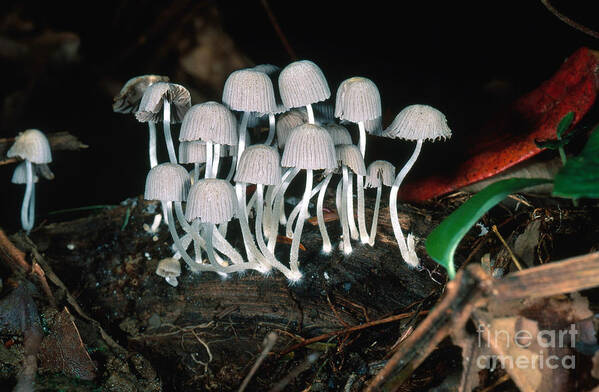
[365,160,396,246]
[156,257,181,287]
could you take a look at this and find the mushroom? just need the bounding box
[252,64,288,146]
[11,161,39,232]
[278,60,330,125]
[178,141,207,183]
[365,160,396,246]
[7,129,52,233]
[179,102,238,179]
[136,82,191,164]
[281,123,337,270]
[222,69,277,170]
[383,104,452,268]
[156,257,181,287]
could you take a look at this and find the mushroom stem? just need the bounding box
[289,169,312,272]
[265,113,276,145]
[368,184,382,246]
[356,174,369,244]
[212,144,221,178]
[212,225,244,265]
[174,201,191,232]
[306,104,315,124]
[163,201,199,273]
[346,171,359,240]
[205,141,214,179]
[193,163,206,183]
[358,121,367,158]
[28,182,35,231]
[285,178,325,238]
[226,148,237,181]
[21,160,34,233]
[389,140,422,268]
[237,112,250,169]
[268,168,300,252]
[337,174,352,254]
[264,168,293,243]
[148,122,158,168]
[235,183,267,267]
[191,219,203,263]
[246,190,257,218]
[317,172,333,253]
[203,222,229,272]
[162,99,178,164]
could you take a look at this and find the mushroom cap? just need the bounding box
[326,123,353,146]
[7,129,52,164]
[383,104,452,141]
[281,124,337,170]
[222,69,277,113]
[144,163,191,202]
[156,257,181,278]
[234,144,282,186]
[113,74,170,114]
[11,162,39,184]
[179,102,238,145]
[365,160,396,188]
[253,64,287,115]
[278,60,330,109]
[276,109,307,149]
[335,77,381,123]
[335,144,367,176]
[135,82,191,123]
[179,141,207,164]
[185,179,237,224]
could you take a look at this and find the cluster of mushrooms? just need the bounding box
[114,60,452,286]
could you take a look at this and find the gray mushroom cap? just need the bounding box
[144,163,191,202]
[383,104,452,141]
[278,60,330,109]
[179,141,207,164]
[234,144,282,186]
[7,129,52,164]
[185,179,237,224]
[11,162,39,184]
[156,257,181,278]
[325,123,353,146]
[253,64,287,115]
[276,109,307,149]
[281,124,337,170]
[112,74,170,114]
[179,102,238,145]
[365,160,396,188]
[135,82,191,123]
[222,69,277,114]
[335,77,382,123]
[335,144,367,176]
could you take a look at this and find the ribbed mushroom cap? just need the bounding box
[7,129,52,164]
[234,144,282,186]
[185,179,237,224]
[113,74,170,114]
[156,257,181,278]
[144,163,191,202]
[335,144,367,176]
[11,162,39,184]
[326,123,353,146]
[365,160,396,188]
[222,69,277,113]
[179,102,238,145]
[335,77,381,123]
[179,141,207,164]
[276,109,307,149]
[278,60,330,108]
[135,82,191,123]
[253,64,287,115]
[281,124,337,170]
[383,104,452,141]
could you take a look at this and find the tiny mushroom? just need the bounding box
[156,257,181,287]
[365,160,396,246]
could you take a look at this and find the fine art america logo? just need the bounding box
[476,323,578,370]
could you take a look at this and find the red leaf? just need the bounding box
[399,47,599,202]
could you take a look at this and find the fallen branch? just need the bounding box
[0,131,88,166]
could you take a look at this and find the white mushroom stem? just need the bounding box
[21,160,34,233]
[191,219,203,263]
[306,104,315,124]
[163,201,199,273]
[357,121,367,158]
[235,183,268,267]
[346,171,359,240]
[264,168,293,243]
[226,147,237,182]
[212,225,243,265]
[286,178,326,238]
[212,144,221,178]
[289,169,312,273]
[205,141,214,179]
[337,174,351,254]
[237,112,250,169]
[268,168,300,252]
[317,172,333,253]
[27,183,35,231]
[148,122,158,168]
[368,184,383,246]
[193,163,206,183]
[246,190,257,218]
[203,222,230,273]
[356,175,369,244]
[265,113,276,145]
[389,139,423,268]
[162,99,178,164]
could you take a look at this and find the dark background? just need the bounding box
[0,0,597,232]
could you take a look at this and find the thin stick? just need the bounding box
[491,225,523,271]
[238,332,278,392]
[540,0,599,39]
[260,0,298,60]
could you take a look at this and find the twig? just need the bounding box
[260,0,297,60]
[540,0,599,39]
[279,310,427,356]
[238,332,278,392]
[326,293,351,328]
[491,225,523,271]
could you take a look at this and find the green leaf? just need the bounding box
[425,178,551,279]
[556,111,574,139]
[553,125,599,199]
